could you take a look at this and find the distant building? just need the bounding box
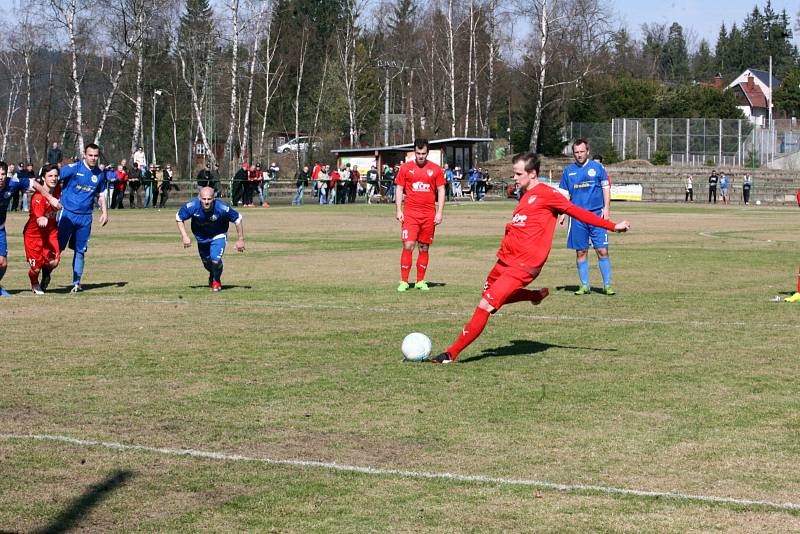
[727,68,782,127]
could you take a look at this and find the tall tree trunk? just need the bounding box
[463,0,475,137]
[1,75,21,159]
[240,2,265,164]
[23,52,32,162]
[294,27,309,169]
[409,69,416,140]
[178,47,216,164]
[446,0,456,137]
[224,0,240,174]
[484,2,496,137]
[257,19,283,160]
[94,57,128,145]
[130,35,145,158]
[66,0,85,155]
[529,0,549,152]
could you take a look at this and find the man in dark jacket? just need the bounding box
[292,165,310,205]
[128,163,142,208]
[232,163,249,206]
[47,143,63,165]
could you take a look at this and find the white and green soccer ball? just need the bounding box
[401,333,432,362]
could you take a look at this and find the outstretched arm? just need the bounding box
[176,220,192,247]
[234,220,245,252]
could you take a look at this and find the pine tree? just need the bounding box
[692,40,716,82]
[661,22,690,82]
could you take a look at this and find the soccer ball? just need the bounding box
[401,333,432,362]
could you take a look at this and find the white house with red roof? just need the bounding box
[726,68,782,127]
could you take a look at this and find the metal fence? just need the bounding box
[569,118,800,168]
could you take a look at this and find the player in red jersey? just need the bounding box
[429,152,630,363]
[395,138,446,292]
[23,164,61,294]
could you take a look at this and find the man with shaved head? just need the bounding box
[176,186,245,292]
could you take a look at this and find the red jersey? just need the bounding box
[497,183,616,272]
[23,188,61,239]
[395,160,445,216]
[114,169,128,191]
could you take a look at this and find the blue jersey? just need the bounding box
[59,160,107,215]
[176,199,242,243]
[0,176,31,226]
[559,160,609,211]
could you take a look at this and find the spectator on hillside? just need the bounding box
[311,161,321,198]
[128,162,142,208]
[232,162,249,206]
[329,167,340,205]
[349,164,360,203]
[158,164,174,208]
[719,172,730,205]
[293,165,310,205]
[196,163,215,194]
[317,164,329,204]
[111,162,128,209]
[708,170,718,203]
[444,163,453,201]
[47,142,63,165]
[366,165,379,203]
[742,175,752,205]
[142,164,154,208]
[133,146,147,171]
[685,174,693,202]
[258,163,270,206]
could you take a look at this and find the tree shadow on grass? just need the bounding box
[458,339,617,364]
[47,282,128,294]
[33,470,133,534]
[555,285,606,295]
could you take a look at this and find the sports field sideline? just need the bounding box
[2,201,799,531]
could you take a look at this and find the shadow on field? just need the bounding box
[556,285,608,295]
[188,284,253,290]
[33,469,133,534]
[459,339,617,363]
[48,282,128,293]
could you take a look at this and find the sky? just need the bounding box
[612,0,799,49]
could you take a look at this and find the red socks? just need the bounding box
[446,307,491,360]
[28,269,39,286]
[416,250,429,282]
[400,249,413,282]
[796,267,800,292]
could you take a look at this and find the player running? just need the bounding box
[558,139,616,295]
[395,138,446,292]
[24,164,62,294]
[429,152,630,364]
[176,186,245,292]
[0,161,61,296]
[58,143,109,293]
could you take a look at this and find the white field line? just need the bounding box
[72,295,800,330]
[2,433,799,512]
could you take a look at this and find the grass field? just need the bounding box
[2,200,800,532]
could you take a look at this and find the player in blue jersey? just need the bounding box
[176,186,245,291]
[0,161,61,295]
[558,138,616,295]
[58,143,109,293]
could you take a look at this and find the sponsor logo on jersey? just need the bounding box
[411,181,432,192]
[511,213,527,227]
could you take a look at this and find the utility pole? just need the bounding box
[152,89,163,166]
[377,60,400,146]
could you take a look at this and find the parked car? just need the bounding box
[275,136,321,153]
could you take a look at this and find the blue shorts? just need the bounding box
[0,229,7,257]
[567,209,609,250]
[197,237,226,263]
[58,210,93,253]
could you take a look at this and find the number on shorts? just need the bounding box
[402,229,408,240]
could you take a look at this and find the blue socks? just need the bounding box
[72,251,85,285]
[598,257,612,287]
[577,259,590,287]
[213,261,223,283]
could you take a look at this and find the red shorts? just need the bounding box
[401,213,436,244]
[481,260,538,310]
[24,230,60,270]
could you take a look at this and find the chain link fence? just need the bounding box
[569,118,800,168]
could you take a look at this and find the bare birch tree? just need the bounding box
[0,52,23,159]
[223,0,240,171]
